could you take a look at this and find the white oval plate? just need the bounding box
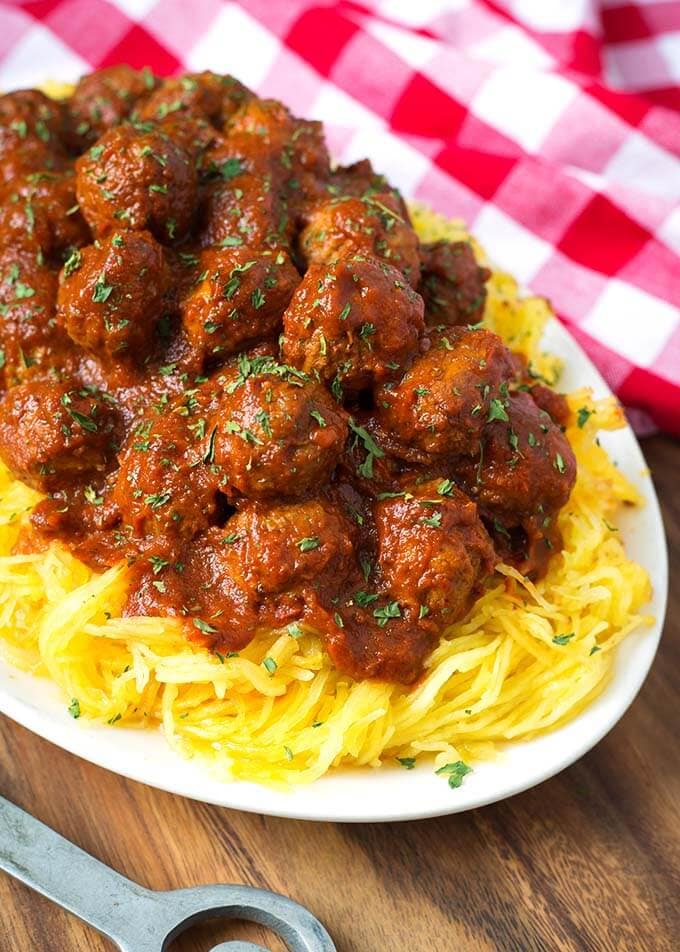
[0,317,667,822]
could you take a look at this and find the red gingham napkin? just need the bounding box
[1,0,678,434]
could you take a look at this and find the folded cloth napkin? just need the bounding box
[1,0,678,433]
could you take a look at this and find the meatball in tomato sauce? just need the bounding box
[0,378,117,491]
[455,390,576,574]
[75,125,197,241]
[180,247,298,362]
[57,230,172,364]
[376,327,515,462]
[282,257,424,395]
[208,360,348,499]
[300,193,420,285]
[64,65,158,151]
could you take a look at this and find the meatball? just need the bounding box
[0,246,64,388]
[138,72,251,125]
[375,478,495,623]
[113,393,218,544]
[0,171,90,259]
[180,247,298,361]
[176,498,356,650]
[196,166,291,250]
[57,230,172,363]
[0,378,117,490]
[419,241,490,326]
[376,327,515,461]
[282,257,424,395]
[227,97,329,183]
[75,125,197,240]
[64,66,158,150]
[0,89,66,180]
[454,390,577,573]
[299,193,420,285]
[208,360,348,499]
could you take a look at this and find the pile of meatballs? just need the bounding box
[0,68,576,683]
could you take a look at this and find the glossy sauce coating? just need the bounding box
[0,71,576,683]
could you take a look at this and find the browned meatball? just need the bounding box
[180,247,298,361]
[419,241,490,326]
[0,90,66,181]
[75,126,197,240]
[299,193,420,285]
[375,478,495,623]
[0,246,64,388]
[376,327,515,461]
[139,72,251,125]
[196,161,291,250]
[282,257,424,395]
[57,230,172,363]
[454,391,577,573]
[0,171,90,259]
[225,98,330,215]
[208,359,348,499]
[174,498,356,650]
[64,66,158,150]
[113,391,219,544]
[0,378,117,490]
[228,97,329,181]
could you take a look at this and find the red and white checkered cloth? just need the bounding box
[1,0,679,433]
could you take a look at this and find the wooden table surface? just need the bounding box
[0,434,677,952]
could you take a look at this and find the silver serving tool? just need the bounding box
[0,795,335,951]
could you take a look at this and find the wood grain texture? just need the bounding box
[0,434,678,952]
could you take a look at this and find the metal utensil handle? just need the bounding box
[0,794,165,948]
[0,795,337,952]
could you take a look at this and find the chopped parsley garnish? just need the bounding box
[63,248,82,278]
[354,590,379,608]
[149,555,169,574]
[251,287,266,309]
[288,622,304,638]
[349,418,385,479]
[552,632,575,646]
[437,479,455,496]
[487,398,509,423]
[92,273,114,304]
[193,617,218,634]
[554,453,566,474]
[144,492,171,508]
[68,409,98,433]
[298,536,320,552]
[436,760,472,789]
[373,601,401,627]
[263,657,277,675]
[577,406,593,428]
[68,698,81,719]
[421,511,442,529]
[397,756,416,770]
[83,485,103,505]
[219,157,245,180]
